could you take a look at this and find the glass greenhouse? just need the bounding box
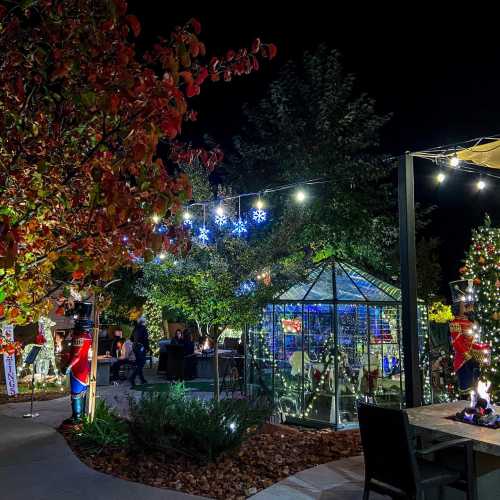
[246,259,429,428]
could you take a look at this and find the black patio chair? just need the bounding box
[165,344,184,381]
[357,403,477,500]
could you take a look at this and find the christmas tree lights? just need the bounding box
[462,216,500,396]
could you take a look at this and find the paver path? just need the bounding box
[0,414,205,500]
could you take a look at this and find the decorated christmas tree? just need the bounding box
[461,216,500,396]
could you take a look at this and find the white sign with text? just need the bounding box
[2,324,18,396]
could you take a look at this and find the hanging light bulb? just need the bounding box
[295,189,306,202]
[477,179,486,191]
[183,210,191,221]
[216,205,224,216]
[152,214,160,224]
[252,195,267,223]
[159,252,166,260]
[449,155,460,167]
[436,172,446,183]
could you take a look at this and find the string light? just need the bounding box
[152,214,160,224]
[449,156,460,167]
[436,172,446,183]
[295,189,306,203]
[214,204,228,227]
[477,179,486,191]
[252,195,267,223]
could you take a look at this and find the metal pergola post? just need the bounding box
[398,153,422,407]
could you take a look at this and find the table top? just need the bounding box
[406,402,500,457]
[97,355,114,364]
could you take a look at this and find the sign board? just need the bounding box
[25,345,42,366]
[2,324,18,396]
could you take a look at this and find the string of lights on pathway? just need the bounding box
[149,178,328,249]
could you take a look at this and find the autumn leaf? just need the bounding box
[126,15,141,37]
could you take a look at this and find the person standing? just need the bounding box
[130,316,149,387]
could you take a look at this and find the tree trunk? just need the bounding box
[213,336,220,402]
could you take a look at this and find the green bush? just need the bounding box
[129,383,271,461]
[75,399,128,453]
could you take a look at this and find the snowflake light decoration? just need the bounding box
[183,218,193,228]
[232,218,248,237]
[198,225,210,244]
[215,213,228,227]
[252,208,267,224]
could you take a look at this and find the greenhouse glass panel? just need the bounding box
[334,264,365,301]
[246,259,428,428]
[304,268,333,301]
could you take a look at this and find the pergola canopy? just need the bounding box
[413,137,500,170]
[278,260,401,303]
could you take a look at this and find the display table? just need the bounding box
[96,356,113,386]
[406,402,500,500]
[195,351,239,379]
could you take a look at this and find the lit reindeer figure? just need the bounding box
[19,317,59,381]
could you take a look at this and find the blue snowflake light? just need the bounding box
[232,218,248,237]
[198,225,210,244]
[236,280,256,297]
[183,218,193,228]
[252,208,267,224]
[214,213,228,227]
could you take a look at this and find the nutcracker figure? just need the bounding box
[449,280,490,396]
[65,301,93,423]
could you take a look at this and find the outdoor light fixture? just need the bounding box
[477,179,486,191]
[295,189,306,202]
[152,214,160,224]
[449,155,460,167]
[436,172,446,183]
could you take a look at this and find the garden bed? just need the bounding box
[0,390,68,405]
[61,425,361,499]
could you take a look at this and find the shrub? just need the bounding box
[75,399,128,453]
[129,383,271,461]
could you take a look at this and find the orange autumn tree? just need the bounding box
[0,0,276,346]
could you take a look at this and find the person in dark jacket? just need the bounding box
[130,317,149,386]
[183,330,196,380]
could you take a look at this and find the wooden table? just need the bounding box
[406,402,500,500]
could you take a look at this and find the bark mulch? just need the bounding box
[0,390,68,405]
[61,425,361,499]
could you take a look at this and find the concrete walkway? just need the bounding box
[0,379,385,500]
[0,414,204,500]
[250,455,387,500]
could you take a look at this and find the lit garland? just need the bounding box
[143,299,164,354]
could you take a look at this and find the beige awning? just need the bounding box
[457,139,500,169]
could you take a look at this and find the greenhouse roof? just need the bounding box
[278,260,402,303]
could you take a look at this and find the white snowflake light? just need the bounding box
[198,225,210,244]
[215,213,228,227]
[232,218,247,237]
[252,208,267,223]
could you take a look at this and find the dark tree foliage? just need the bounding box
[226,46,397,275]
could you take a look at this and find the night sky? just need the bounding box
[130,2,500,294]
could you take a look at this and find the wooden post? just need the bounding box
[87,298,100,422]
